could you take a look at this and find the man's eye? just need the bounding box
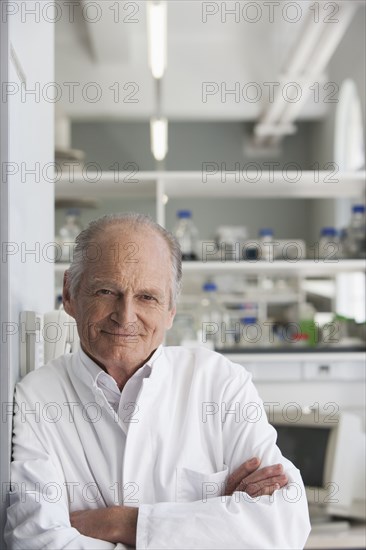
[141,294,155,301]
[97,289,113,296]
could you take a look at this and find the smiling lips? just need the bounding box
[101,330,140,338]
[103,332,138,337]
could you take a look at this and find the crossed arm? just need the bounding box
[70,457,288,545]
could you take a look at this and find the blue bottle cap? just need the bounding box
[240,317,257,324]
[66,208,81,216]
[353,205,365,214]
[203,282,217,292]
[177,210,192,218]
[259,228,273,237]
[321,227,337,237]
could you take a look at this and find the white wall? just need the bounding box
[311,3,366,167]
[309,3,366,243]
[0,4,54,544]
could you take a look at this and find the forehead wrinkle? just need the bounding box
[87,271,169,297]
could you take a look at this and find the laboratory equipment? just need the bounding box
[271,412,366,522]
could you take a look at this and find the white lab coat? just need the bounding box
[5,345,311,549]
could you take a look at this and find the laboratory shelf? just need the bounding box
[55,173,156,199]
[180,292,301,305]
[54,259,366,277]
[161,170,366,199]
[54,260,366,277]
[181,259,366,276]
[55,170,366,199]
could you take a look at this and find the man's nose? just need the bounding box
[111,296,138,326]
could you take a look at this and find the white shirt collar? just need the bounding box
[78,345,162,382]
[78,345,163,414]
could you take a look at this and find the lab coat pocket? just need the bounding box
[176,464,229,502]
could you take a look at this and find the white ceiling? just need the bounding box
[55,0,354,121]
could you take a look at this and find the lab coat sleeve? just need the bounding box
[4,389,121,550]
[136,369,311,550]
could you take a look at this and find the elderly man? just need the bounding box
[6,213,311,549]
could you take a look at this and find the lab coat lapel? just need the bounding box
[122,353,171,505]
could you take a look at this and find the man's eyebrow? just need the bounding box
[138,287,166,299]
[88,280,166,298]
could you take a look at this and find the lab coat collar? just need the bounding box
[76,344,163,390]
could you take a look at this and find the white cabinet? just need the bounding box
[227,352,366,382]
[302,359,366,381]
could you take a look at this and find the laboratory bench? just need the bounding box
[305,522,366,549]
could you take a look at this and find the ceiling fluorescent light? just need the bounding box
[147,1,167,79]
[253,1,357,144]
[254,123,297,137]
[151,117,168,161]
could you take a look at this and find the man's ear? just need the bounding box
[166,305,176,330]
[62,270,75,317]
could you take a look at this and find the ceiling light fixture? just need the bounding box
[150,117,168,161]
[254,1,357,144]
[147,1,167,79]
[254,123,297,138]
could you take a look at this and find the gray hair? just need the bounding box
[67,212,182,308]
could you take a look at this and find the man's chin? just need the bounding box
[87,345,140,366]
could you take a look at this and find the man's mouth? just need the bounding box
[101,330,139,338]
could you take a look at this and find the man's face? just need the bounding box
[64,225,176,381]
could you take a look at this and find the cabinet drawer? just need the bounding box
[245,362,302,381]
[303,361,366,381]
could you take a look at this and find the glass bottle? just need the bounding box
[258,228,275,261]
[197,282,223,349]
[56,208,82,263]
[173,210,199,260]
[298,302,318,348]
[318,227,339,260]
[239,316,259,347]
[338,228,348,259]
[345,205,366,259]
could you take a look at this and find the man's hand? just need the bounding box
[70,459,286,542]
[224,457,288,497]
[70,506,138,545]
